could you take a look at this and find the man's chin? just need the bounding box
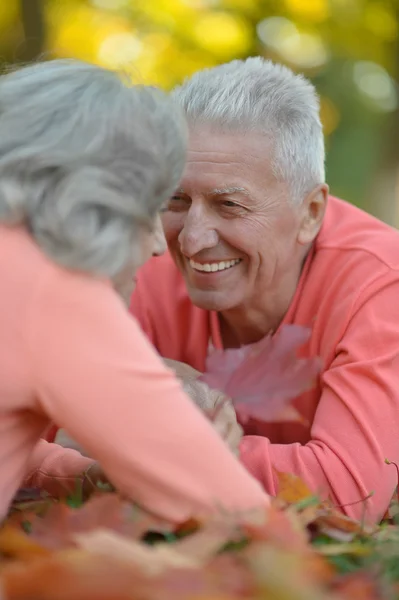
[187,287,236,312]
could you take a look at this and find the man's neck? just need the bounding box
[219,300,289,348]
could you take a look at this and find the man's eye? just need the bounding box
[163,196,190,212]
[159,197,182,212]
[222,200,239,208]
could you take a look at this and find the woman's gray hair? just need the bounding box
[172,57,325,203]
[0,59,187,277]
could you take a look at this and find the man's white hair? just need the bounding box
[172,56,325,203]
[0,59,187,278]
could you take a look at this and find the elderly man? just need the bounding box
[129,57,399,523]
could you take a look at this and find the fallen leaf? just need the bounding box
[331,572,383,600]
[274,470,315,504]
[157,555,255,600]
[316,543,371,556]
[242,504,310,552]
[28,493,170,550]
[199,324,322,423]
[315,512,373,542]
[0,550,149,600]
[73,529,199,575]
[0,526,50,562]
[172,515,239,562]
[173,517,201,537]
[246,545,336,600]
[294,503,321,527]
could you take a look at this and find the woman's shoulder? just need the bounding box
[0,224,51,297]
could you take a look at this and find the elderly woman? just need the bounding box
[0,59,268,523]
[127,57,399,523]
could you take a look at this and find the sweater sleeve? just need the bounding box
[240,274,399,523]
[27,268,267,523]
[24,439,94,496]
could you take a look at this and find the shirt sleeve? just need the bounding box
[27,267,268,523]
[24,439,94,496]
[240,274,399,523]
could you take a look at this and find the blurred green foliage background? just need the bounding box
[1,0,398,224]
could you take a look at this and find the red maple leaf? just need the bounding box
[27,494,170,550]
[199,324,322,423]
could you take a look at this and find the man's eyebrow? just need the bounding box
[174,186,250,196]
[210,186,250,196]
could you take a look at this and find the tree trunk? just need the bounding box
[18,0,46,63]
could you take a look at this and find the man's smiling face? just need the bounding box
[161,126,310,314]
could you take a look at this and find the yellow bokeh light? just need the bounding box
[47,4,133,64]
[364,3,398,41]
[98,32,142,69]
[279,32,329,69]
[140,0,196,26]
[319,96,340,135]
[258,18,328,70]
[127,33,174,86]
[136,42,217,89]
[193,12,252,58]
[284,0,331,23]
[90,0,130,9]
[180,0,217,8]
[220,0,259,12]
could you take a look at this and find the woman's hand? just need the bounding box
[164,359,243,456]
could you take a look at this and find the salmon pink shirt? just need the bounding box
[0,224,267,523]
[130,197,399,522]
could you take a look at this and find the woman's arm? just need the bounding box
[56,358,243,457]
[27,267,268,522]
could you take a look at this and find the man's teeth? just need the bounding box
[189,259,241,273]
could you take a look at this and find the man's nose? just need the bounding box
[178,209,218,257]
[152,214,167,257]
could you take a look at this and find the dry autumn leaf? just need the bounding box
[171,516,240,563]
[1,550,151,600]
[274,469,315,505]
[242,504,310,552]
[331,572,383,600]
[315,512,373,543]
[73,529,200,575]
[0,526,50,563]
[27,493,170,550]
[245,545,336,600]
[199,324,322,423]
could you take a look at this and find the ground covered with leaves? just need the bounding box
[1,471,399,600]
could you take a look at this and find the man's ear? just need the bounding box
[297,184,328,246]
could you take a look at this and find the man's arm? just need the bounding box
[240,275,399,523]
